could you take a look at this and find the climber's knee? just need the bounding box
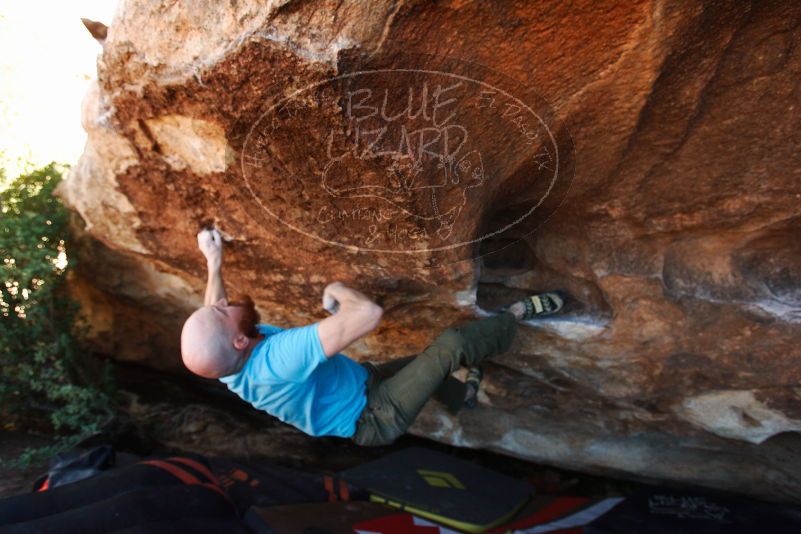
[431,327,467,354]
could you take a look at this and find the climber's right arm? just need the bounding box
[197,227,228,306]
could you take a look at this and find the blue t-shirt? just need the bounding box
[219,323,368,438]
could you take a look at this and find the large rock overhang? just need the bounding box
[58,0,801,502]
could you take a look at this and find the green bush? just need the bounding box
[1,162,115,466]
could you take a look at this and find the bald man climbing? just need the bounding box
[181,227,564,446]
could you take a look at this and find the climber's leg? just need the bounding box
[352,312,517,446]
[364,355,463,401]
[363,354,468,415]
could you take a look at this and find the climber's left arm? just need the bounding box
[197,227,228,306]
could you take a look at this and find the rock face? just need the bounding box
[59,0,801,501]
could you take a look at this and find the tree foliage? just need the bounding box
[1,162,115,465]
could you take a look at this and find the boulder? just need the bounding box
[58,0,801,501]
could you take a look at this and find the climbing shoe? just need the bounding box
[520,291,564,320]
[435,377,468,416]
[464,367,483,409]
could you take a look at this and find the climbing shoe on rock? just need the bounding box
[435,377,468,416]
[464,367,483,409]
[520,291,564,320]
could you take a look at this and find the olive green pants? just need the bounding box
[351,311,518,446]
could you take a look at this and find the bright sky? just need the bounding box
[0,1,118,182]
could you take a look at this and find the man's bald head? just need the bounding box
[181,307,241,378]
